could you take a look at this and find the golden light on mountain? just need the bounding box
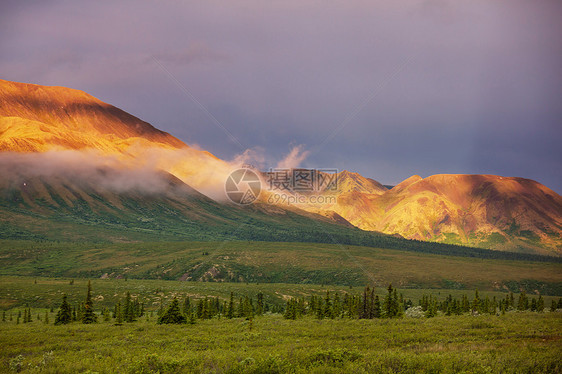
[1,79,560,254]
[310,174,562,254]
[0,79,234,199]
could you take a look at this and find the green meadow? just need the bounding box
[1,309,560,373]
[1,240,561,373]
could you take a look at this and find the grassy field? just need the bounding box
[1,240,561,294]
[1,239,561,373]
[1,311,560,373]
[3,276,561,312]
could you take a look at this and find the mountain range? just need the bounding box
[1,79,560,255]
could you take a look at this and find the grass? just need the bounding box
[0,311,560,373]
[4,276,561,311]
[1,240,561,294]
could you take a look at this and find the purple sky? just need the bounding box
[1,0,561,192]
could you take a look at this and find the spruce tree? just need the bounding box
[373,295,381,318]
[44,310,49,324]
[227,292,234,319]
[383,284,393,318]
[256,292,264,316]
[537,295,544,313]
[54,294,72,325]
[333,293,341,318]
[472,290,481,314]
[183,296,191,316]
[124,291,135,322]
[115,302,123,325]
[158,298,187,324]
[517,292,528,311]
[82,280,97,324]
[550,300,557,312]
[324,291,333,319]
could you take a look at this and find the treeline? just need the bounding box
[5,283,561,326]
[282,287,562,320]
[283,285,408,320]
[418,290,555,317]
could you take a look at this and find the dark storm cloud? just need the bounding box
[1,0,560,192]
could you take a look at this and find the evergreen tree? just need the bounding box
[158,298,187,324]
[284,299,297,320]
[550,300,557,312]
[183,296,192,316]
[2,311,5,322]
[361,287,370,319]
[425,299,437,318]
[461,295,470,313]
[315,297,324,319]
[472,290,481,313]
[324,291,333,319]
[530,298,537,312]
[227,292,235,319]
[115,302,123,325]
[256,292,264,316]
[55,294,72,325]
[44,310,49,324]
[373,295,381,318]
[517,292,528,311]
[82,281,97,324]
[490,297,497,315]
[537,295,544,313]
[393,289,402,317]
[333,293,342,318]
[383,284,393,317]
[124,291,135,322]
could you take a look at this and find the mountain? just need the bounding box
[0,79,229,197]
[334,170,388,195]
[313,174,562,255]
[0,155,372,244]
[1,79,560,256]
[0,79,185,153]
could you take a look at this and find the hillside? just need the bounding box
[308,174,562,255]
[1,79,561,255]
[0,79,185,152]
[0,79,230,197]
[1,240,560,295]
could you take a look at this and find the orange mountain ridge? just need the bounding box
[307,173,562,254]
[0,79,235,199]
[1,79,560,254]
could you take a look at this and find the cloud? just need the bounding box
[276,145,310,169]
[0,150,173,195]
[1,0,561,192]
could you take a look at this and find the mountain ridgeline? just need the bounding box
[0,79,560,259]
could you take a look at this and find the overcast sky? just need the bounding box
[1,0,561,192]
